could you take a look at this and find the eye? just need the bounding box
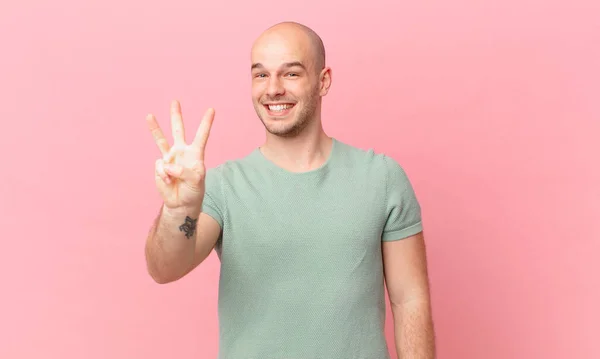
[286,73,299,77]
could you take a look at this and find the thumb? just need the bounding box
[163,163,202,184]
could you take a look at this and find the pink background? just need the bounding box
[1,0,598,358]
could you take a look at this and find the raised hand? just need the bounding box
[147,100,215,213]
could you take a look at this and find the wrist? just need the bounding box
[162,203,202,219]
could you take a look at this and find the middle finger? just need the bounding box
[171,100,185,145]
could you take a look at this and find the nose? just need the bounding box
[266,76,285,98]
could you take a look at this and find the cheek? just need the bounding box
[251,84,263,100]
[283,83,306,98]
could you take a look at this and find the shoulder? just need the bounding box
[333,139,417,202]
[205,149,259,184]
[334,138,409,179]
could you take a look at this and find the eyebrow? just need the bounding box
[251,61,307,71]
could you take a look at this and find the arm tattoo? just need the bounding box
[178,216,198,239]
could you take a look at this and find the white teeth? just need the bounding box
[268,104,293,112]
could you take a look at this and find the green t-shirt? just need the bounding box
[201,137,423,359]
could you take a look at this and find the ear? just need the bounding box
[319,67,332,96]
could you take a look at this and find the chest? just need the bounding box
[216,174,388,273]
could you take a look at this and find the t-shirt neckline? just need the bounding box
[253,137,339,176]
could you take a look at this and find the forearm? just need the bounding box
[392,299,436,359]
[145,204,201,283]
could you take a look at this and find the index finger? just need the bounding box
[146,114,170,155]
[191,108,215,158]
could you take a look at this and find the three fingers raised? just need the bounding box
[147,102,215,159]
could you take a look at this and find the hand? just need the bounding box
[147,100,215,212]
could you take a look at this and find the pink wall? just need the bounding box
[1,0,598,358]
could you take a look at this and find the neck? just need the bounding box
[260,116,333,173]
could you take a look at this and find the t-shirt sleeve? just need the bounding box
[201,166,225,229]
[381,156,423,241]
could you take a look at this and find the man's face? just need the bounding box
[250,33,323,137]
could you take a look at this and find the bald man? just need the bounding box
[145,22,436,359]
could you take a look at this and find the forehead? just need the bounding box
[251,31,314,69]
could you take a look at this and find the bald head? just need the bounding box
[251,22,326,74]
[249,22,332,137]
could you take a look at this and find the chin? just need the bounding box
[267,127,302,137]
[267,118,310,138]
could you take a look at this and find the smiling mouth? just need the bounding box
[264,103,295,116]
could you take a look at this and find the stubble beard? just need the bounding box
[254,92,320,138]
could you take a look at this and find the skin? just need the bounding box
[144,21,435,358]
[249,22,333,172]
